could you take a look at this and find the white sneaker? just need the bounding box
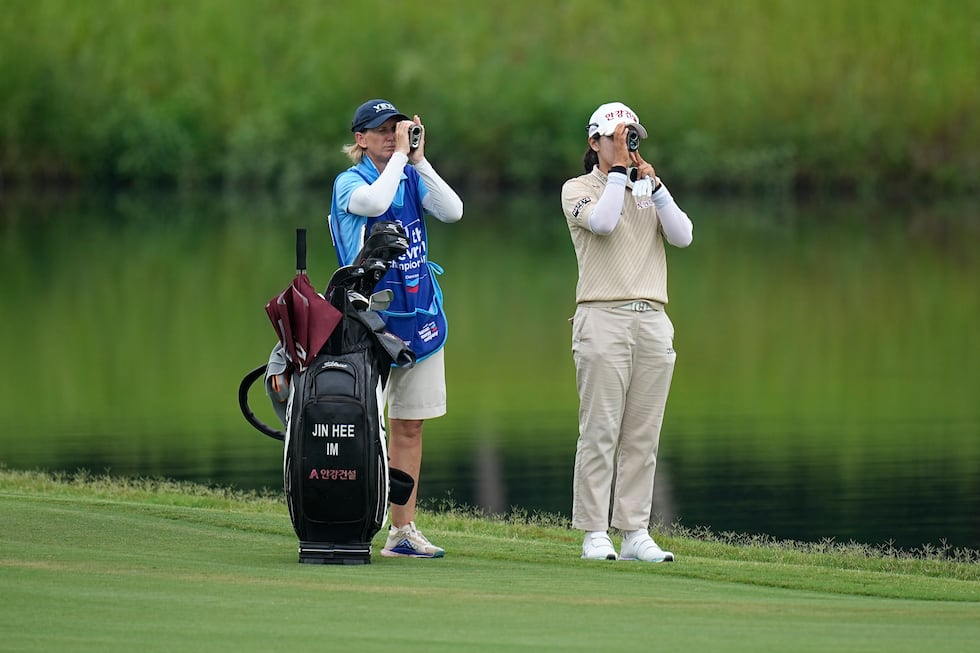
[381,521,445,558]
[581,531,618,560]
[620,530,674,562]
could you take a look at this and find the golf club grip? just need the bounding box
[296,228,307,272]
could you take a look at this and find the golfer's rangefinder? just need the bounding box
[626,127,640,152]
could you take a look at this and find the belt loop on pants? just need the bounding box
[617,301,662,312]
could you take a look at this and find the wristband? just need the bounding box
[609,165,628,176]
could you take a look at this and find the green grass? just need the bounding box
[1,469,977,652]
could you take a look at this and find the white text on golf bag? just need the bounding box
[312,423,355,456]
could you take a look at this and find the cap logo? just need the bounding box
[603,108,638,123]
[373,102,396,113]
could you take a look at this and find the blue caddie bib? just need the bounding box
[343,166,448,363]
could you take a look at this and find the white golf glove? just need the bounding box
[632,175,655,198]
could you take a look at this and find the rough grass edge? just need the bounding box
[3,466,978,578]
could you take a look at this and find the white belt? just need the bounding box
[617,301,661,312]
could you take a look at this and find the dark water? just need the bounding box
[1,191,977,551]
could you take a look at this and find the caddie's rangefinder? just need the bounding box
[408,124,422,150]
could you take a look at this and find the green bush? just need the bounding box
[1,0,976,194]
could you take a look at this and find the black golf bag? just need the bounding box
[239,224,416,564]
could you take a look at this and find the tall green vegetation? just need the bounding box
[1,0,976,194]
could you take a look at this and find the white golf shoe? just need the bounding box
[620,530,674,562]
[581,531,618,560]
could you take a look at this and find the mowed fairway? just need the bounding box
[1,471,977,653]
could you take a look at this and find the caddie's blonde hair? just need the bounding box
[343,142,365,164]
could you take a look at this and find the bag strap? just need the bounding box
[238,364,286,442]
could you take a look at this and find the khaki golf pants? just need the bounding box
[571,304,676,532]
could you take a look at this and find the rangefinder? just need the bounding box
[626,127,640,152]
[408,124,422,150]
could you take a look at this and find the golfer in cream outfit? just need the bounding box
[561,102,693,562]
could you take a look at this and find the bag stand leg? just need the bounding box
[298,541,373,565]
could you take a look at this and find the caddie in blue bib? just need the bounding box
[329,160,448,364]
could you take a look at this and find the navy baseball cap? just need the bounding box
[351,99,409,132]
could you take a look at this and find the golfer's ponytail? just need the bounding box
[583,148,598,173]
[583,135,600,173]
